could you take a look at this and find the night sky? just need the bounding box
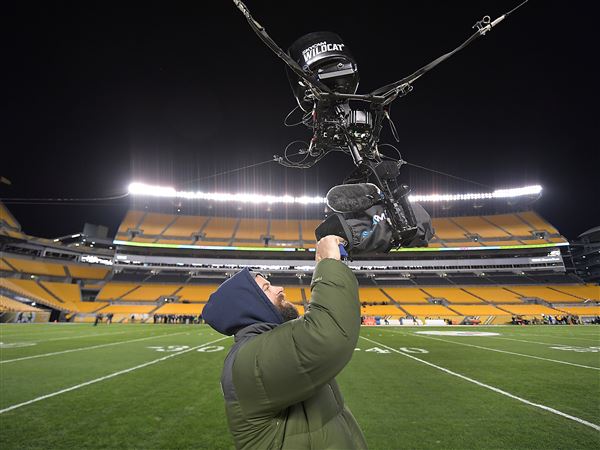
[2,1,598,240]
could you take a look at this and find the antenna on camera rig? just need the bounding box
[232,0,529,248]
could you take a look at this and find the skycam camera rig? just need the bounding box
[232,0,529,249]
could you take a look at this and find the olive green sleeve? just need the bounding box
[232,258,361,417]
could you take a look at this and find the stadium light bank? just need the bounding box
[127,182,542,205]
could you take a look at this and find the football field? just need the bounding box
[1,323,599,449]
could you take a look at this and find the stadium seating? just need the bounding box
[67,265,109,280]
[380,287,430,304]
[0,295,43,312]
[282,287,305,304]
[549,284,600,301]
[462,287,524,303]
[419,287,484,304]
[361,305,404,316]
[176,285,219,301]
[0,278,72,310]
[359,287,392,303]
[1,256,108,280]
[0,202,20,229]
[121,285,181,301]
[114,210,566,249]
[96,283,139,300]
[153,303,205,315]
[506,286,582,303]
[401,304,458,316]
[70,301,109,313]
[4,257,66,276]
[0,258,14,272]
[269,219,302,242]
[500,304,562,316]
[449,305,507,316]
[557,306,600,316]
[100,305,156,314]
[40,281,81,303]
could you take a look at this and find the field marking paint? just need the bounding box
[507,332,600,343]
[491,336,598,347]
[0,336,230,415]
[0,331,194,364]
[360,336,600,432]
[22,330,134,343]
[404,333,600,371]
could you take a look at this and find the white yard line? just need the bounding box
[490,336,597,347]
[389,332,599,370]
[360,336,600,432]
[507,332,599,342]
[0,331,194,364]
[17,330,134,343]
[0,336,230,415]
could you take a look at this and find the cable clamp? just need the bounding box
[473,15,491,34]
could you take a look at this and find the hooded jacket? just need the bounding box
[203,259,367,449]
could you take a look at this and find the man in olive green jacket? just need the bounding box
[203,235,367,449]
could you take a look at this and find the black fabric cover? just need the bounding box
[315,203,434,256]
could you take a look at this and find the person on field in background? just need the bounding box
[204,235,367,449]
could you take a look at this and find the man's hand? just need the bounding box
[315,235,345,262]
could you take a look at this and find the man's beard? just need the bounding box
[276,293,300,322]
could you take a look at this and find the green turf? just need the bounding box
[1,324,599,449]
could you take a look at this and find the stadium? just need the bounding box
[2,1,599,449]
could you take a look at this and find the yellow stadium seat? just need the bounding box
[517,211,559,234]
[202,217,239,240]
[450,305,506,315]
[67,265,109,280]
[463,287,524,303]
[431,218,467,239]
[420,287,484,303]
[0,295,42,312]
[451,216,510,238]
[359,287,392,303]
[0,278,70,310]
[549,285,600,301]
[96,283,139,300]
[485,213,533,237]
[41,281,81,303]
[501,304,562,315]
[121,285,181,301]
[70,301,109,313]
[380,287,429,304]
[361,305,404,316]
[154,303,205,315]
[234,218,269,240]
[162,215,208,237]
[301,220,323,241]
[557,306,600,316]
[101,305,156,314]
[401,305,458,316]
[176,285,219,301]
[0,202,20,229]
[507,286,582,303]
[269,219,301,241]
[117,210,146,234]
[4,257,66,276]
[138,212,173,235]
[1,258,15,272]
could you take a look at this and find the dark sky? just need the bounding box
[2,1,598,239]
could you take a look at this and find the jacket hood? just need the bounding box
[203,268,284,335]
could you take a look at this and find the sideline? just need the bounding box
[0,336,230,415]
[360,336,600,432]
[1,330,194,364]
[385,330,599,370]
